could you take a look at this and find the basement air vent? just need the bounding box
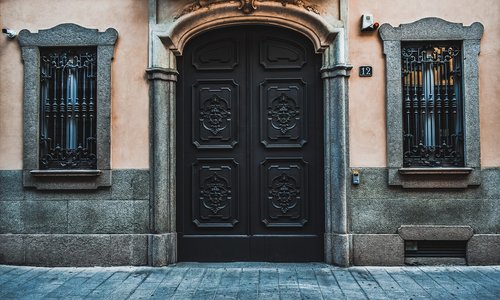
[405,240,467,258]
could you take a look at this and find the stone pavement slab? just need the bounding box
[0,263,499,299]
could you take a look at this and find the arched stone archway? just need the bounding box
[146,0,351,266]
[161,1,339,55]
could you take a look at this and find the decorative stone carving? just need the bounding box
[239,0,257,14]
[176,0,319,19]
[277,0,319,14]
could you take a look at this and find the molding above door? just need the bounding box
[150,0,342,56]
[176,0,321,18]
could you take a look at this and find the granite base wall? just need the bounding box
[0,234,148,266]
[349,168,500,234]
[1,168,499,266]
[351,233,500,266]
[467,234,500,265]
[0,170,150,234]
[349,168,500,265]
[0,169,154,266]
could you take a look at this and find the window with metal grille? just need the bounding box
[401,43,464,168]
[39,47,97,169]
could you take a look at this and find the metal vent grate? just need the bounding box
[405,240,466,258]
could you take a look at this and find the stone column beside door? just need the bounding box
[146,37,178,265]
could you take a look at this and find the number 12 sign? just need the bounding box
[359,66,373,77]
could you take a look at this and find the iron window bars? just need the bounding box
[401,43,464,167]
[39,47,97,169]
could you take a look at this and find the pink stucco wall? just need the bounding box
[0,0,149,169]
[349,0,500,167]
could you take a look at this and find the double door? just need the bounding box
[177,26,324,261]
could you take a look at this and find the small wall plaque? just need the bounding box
[359,66,373,77]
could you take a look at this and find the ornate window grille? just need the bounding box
[401,43,464,167]
[39,47,97,169]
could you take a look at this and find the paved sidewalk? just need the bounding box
[0,263,499,299]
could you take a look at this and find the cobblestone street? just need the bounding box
[0,263,499,299]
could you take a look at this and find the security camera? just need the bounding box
[361,15,379,32]
[2,28,17,39]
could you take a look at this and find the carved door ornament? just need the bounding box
[269,93,299,134]
[200,94,231,136]
[200,172,231,214]
[269,173,299,214]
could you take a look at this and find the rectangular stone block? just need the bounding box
[467,234,500,265]
[23,201,68,233]
[24,234,110,266]
[0,171,24,201]
[68,200,149,234]
[482,168,500,198]
[398,225,474,241]
[324,233,350,267]
[0,234,24,264]
[0,201,68,234]
[349,168,486,201]
[110,234,148,265]
[111,169,149,200]
[148,233,177,266]
[1,234,149,266]
[350,197,498,234]
[352,234,404,266]
[0,201,23,233]
[6,169,149,201]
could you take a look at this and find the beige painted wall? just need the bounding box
[1,0,498,169]
[0,0,149,169]
[349,0,500,167]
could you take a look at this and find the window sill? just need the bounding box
[388,167,480,189]
[23,169,111,190]
[30,169,102,177]
[398,168,473,175]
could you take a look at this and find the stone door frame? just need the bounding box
[146,0,351,266]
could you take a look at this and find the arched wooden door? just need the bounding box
[177,26,324,261]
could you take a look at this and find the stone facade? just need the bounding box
[349,167,500,265]
[0,169,150,266]
[0,0,498,266]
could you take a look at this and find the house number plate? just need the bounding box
[359,66,373,77]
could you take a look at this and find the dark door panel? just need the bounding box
[259,79,308,148]
[192,80,240,150]
[177,26,324,261]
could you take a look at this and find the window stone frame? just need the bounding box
[18,23,118,190]
[379,18,483,188]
